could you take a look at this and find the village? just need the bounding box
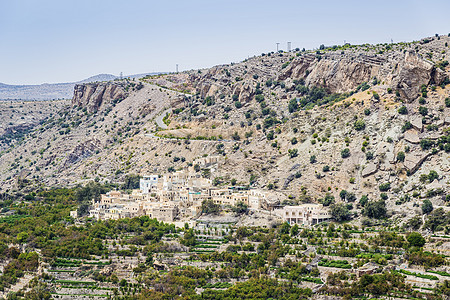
[86,155,332,228]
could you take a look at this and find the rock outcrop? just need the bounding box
[404,152,431,174]
[63,139,100,168]
[279,50,445,101]
[72,82,127,113]
[282,55,378,93]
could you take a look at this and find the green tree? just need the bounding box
[288,98,298,113]
[232,201,248,214]
[418,106,428,116]
[180,228,196,247]
[280,222,291,234]
[321,193,335,206]
[359,195,369,207]
[407,232,426,247]
[201,200,220,214]
[422,200,433,214]
[363,200,387,219]
[428,170,439,182]
[121,174,141,190]
[290,224,299,236]
[331,204,351,222]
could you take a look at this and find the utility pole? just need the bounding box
[119,72,123,80]
[287,42,291,52]
[276,43,280,52]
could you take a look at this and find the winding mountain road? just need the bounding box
[155,108,172,129]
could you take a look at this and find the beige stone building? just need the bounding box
[89,191,178,222]
[275,204,331,226]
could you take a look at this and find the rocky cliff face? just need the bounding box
[72,82,127,112]
[181,37,448,104]
[280,50,445,101]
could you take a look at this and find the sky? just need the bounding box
[1,0,449,85]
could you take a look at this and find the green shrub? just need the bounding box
[354,119,366,131]
[419,106,428,116]
[398,106,408,115]
[341,148,350,158]
[379,182,390,191]
[288,149,298,158]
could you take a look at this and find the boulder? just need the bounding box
[362,162,378,177]
[404,152,431,174]
[410,115,423,132]
[404,130,420,144]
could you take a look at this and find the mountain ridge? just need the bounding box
[0,72,163,100]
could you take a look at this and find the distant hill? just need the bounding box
[0,72,162,101]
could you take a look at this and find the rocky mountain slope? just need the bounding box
[0,73,159,101]
[0,35,449,225]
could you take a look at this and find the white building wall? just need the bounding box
[140,175,158,194]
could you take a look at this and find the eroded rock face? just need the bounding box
[307,58,378,93]
[392,51,436,101]
[280,54,378,93]
[72,82,127,113]
[63,139,100,168]
[278,50,444,101]
[232,81,255,103]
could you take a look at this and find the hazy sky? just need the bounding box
[1,0,449,85]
